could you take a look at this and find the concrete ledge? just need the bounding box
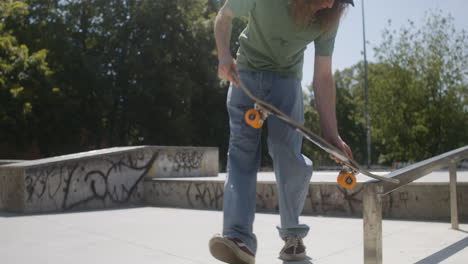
[144,173,468,221]
[0,146,218,213]
[144,146,218,178]
[0,160,27,166]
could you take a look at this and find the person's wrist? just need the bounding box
[324,134,341,146]
[217,50,232,60]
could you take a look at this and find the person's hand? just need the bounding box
[218,55,239,86]
[326,136,353,163]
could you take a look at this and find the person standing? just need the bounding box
[209,0,354,263]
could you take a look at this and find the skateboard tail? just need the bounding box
[299,128,349,162]
[301,128,399,184]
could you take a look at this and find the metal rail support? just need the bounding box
[449,161,459,230]
[363,183,383,264]
[361,146,467,263]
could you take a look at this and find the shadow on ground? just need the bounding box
[281,256,313,264]
[415,236,468,264]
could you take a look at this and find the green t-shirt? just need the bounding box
[226,0,338,79]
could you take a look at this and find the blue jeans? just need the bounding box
[222,71,313,255]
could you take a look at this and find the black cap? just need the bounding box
[339,0,354,6]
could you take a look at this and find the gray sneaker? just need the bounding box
[209,234,255,264]
[279,236,306,261]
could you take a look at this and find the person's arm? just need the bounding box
[214,3,239,86]
[313,55,353,161]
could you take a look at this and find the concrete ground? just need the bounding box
[1,207,467,264]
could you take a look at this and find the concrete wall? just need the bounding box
[145,179,468,221]
[144,146,218,178]
[3,144,465,222]
[0,146,218,213]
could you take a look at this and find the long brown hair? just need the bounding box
[289,0,348,32]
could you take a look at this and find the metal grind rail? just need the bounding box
[362,145,468,264]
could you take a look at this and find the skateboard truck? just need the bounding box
[337,166,357,189]
[244,103,269,128]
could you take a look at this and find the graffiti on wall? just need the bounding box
[1,146,218,213]
[146,181,224,209]
[169,151,204,173]
[256,184,278,211]
[24,150,157,211]
[187,182,224,209]
[144,178,467,220]
[148,180,366,216]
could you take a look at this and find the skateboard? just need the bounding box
[233,76,400,189]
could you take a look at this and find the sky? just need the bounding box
[301,0,468,89]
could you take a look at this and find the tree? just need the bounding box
[303,65,366,167]
[307,10,468,166]
[0,0,53,158]
[370,11,467,163]
[1,0,243,169]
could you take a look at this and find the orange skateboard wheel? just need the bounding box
[245,109,264,128]
[337,170,357,189]
[337,173,344,186]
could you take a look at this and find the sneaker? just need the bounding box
[209,234,255,264]
[279,236,306,261]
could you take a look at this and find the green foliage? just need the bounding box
[302,90,326,165]
[0,0,235,163]
[0,0,53,158]
[320,10,468,165]
[3,1,465,169]
[370,11,467,163]
[303,66,366,166]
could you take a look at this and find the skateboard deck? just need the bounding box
[233,76,400,189]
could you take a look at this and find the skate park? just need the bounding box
[2,0,468,263]
[1,145,467,263]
